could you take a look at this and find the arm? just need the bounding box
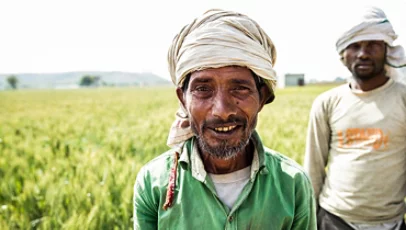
[291,174,317,230]
[133,168,158,230]
[303,96,330,201]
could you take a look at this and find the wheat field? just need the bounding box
[0,85,334,229]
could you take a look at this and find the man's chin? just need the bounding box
[197,138,248,160]
[353,68,385,81]
[354,72,376,81]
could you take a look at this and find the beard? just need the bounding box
[196,132,251,160]
[352,63,385,81]
[350,53,386,81]
[191,115,257,160]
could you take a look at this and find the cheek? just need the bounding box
[187,110,202,135]
[342,56,352,66]
[378,53,386,63]
[342,52,354,66]
[237,100,261,122]
[246,94,261,105]
[186,102,207,126]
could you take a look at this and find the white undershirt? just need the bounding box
[208,166,251,209]
[347,220,404,230]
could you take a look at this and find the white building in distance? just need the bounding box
[278,73,305,88]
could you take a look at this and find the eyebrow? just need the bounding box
[230,78,254,85]
[190,77,211,84]
[190,77,254,85]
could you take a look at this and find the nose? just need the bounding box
[211,91,237,120]
[357,45,370,59]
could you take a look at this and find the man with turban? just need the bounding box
[133,9,316,229]
[304,6,406,230]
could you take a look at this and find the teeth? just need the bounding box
[214,125,236,132]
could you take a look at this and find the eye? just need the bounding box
[233,86,250,92]
[370,41,384,48]
[191,85,213,98]
[347,43,360,50]
[196,86,211,92]
[231,86,253,99]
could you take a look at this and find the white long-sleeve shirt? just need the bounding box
[304,78,406,224]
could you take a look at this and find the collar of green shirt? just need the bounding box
[178,130,269,182]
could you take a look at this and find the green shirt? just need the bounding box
[134,131,317,230]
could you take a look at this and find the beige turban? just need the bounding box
[167,9,277,148]
[336,6,406,84]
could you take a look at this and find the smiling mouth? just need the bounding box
[213,125,237,132]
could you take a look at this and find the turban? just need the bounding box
[166,9,277,147]
[336,6,406,84]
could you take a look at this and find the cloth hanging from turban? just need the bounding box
[166,9,277,148]
[336,6,406,84]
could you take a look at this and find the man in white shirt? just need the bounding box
[304,6,406,230]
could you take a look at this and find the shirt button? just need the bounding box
[228,216,233,222]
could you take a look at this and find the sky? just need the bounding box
[0,0,405,82]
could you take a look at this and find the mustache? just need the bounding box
[354,60,373,66]
[203,115,246,127]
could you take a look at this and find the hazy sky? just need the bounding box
[1,0,405,81]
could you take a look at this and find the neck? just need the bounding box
[351,74,389,91]
[201,141,254,174]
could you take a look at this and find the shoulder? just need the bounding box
[309,84,349,117]
[392,81,406,95]
[387,81,406,108]
[140,149,178,172]
[263,147,312,187]
[135,148,178,190]
[312,84,348,107]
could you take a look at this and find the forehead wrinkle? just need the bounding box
[190,77,211,83]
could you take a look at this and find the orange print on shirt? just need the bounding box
[337,128,389,150]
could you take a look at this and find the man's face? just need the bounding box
[177,66,268,160]
[342,40,386,80]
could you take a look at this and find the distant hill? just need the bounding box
[0,71,172,89]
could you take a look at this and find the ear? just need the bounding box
[258,85,273,111]
[339,52,346,65]
[176,87,187,109]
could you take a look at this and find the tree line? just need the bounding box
[4,75,102,90]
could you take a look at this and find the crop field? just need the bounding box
[0,84,335,229]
